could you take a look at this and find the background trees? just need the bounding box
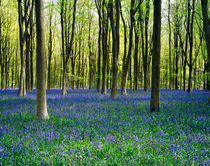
[0,0,209,107]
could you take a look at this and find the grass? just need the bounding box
[0,88,209,165]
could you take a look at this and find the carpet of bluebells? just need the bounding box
[0,88,209,165]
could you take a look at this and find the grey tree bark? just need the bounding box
[109,0,120,98]
[150,0,161,112]
[201,0,210,103]
[35,0,49,119]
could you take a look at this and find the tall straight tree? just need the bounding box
[0,0,2,90]
[143,0,151,92]
[187,0,195,93]
[121,0,144,95]
[17,0,34,95]
[95,0,102,92]
[60,0,77,95]
[101,0,109,94]
[17,0,26,96]
[35,0,49,119]
[201,0,210,103]
[47,0,53,90]
[109,0,120,98]
[150,0,161,112]
[168,0,172,90]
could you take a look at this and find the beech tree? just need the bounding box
[35,0,49,119]
[47,0,53,90]
[109,0,120,98]
[150,0,161,112]
[60,0,77,95]
[201,0,210,103]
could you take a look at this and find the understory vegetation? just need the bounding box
[0,89,209,165]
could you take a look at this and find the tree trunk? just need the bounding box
[150,0,161,112]
[71,57,75,90]
[134,20,139,91]
[201,0,210,103]
[61,0,77,95]
[35,0,49,119]
[168,0,172,90]
[47,8,53,90]
[174,31,178,89]
[187,0,195,93]
[96,0,101,92]
[30,1,34,91]
[0,0,2,90]
[144,0,150,92]
[193,62,197,89]
[121,0,135,95]
[15,47,19,88]
[88,21,93,90]
[109,0,120,98]
[101,0,108,94]
[26,33,30,91]
[18,0,26,96]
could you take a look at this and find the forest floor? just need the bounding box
[0,88,209,165]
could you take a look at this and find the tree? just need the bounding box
[17,0,26,96]
[143,0,151,92]
[47,0,53,90]
[109,0,120,98]
[95,0,102,92]
[168,0,172,90]
[121,0,144,95]
[17,0,34,95]
[101,0,109,94]
[150,0,161,112]
[201,0,210,103]
[35,0,49,119]
[60,0,77,95]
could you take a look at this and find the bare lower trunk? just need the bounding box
[18,60,26,96]
[35,0,49,119]
[150,0,161,112]
[62,66,67,96]
[187,66,192,93]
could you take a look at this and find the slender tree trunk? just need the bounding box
[18,0,26,96]
[30,1,34,90]
[47,9,53,90]
[187,0,195,93]
[96,1,101,92]
[201,0,210,103]
[88,21,93,90]
[12,56,14,88]
[0,0,2,90]
[144,0,150,92]
[35,0,49,119]
[61,0,66,95]
[15,47,19,88]
[101,0,108,94]
[193,62,196,89]
[109,0,120,98]
[150,0,161,112]
[53,58,57,87]
[121,0,135,95]
[71,57,75,89]
[26,33,30,91]
[134,21,139,91]
[168,0,172,90]
[61,0,77,95]
[129,55,132,91]
[120,1,127,92]
[174,32,179,89]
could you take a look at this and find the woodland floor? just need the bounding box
[0,88,209,165]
